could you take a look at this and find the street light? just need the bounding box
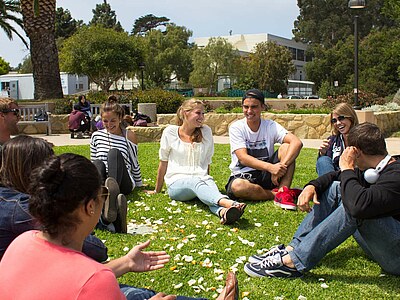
[348,0,366,109]
[139,62,145,91]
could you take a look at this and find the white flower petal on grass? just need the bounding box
[274,296,284,300]
[379,273,386,277]
[211,233,217,238]
[229,241,235,245]
[216,227,224,231]
[174,254,181,261]
[202,220,209,225]
[247,241,255,247]
[298,295,307,300]
[214,268,224,274]
[215,274,224,281]
[273,221,279,227]
[198,277,204,284]
[170,200,178,206]
[182,255,194,262]
[275,236,280,242]
[188,279,197,286]
[318,278,325,281]
[123,247,130,252]
[177,243,184,250]
[254,223,262,227]
[225,248,232,252]
[320,283,329,289]
[173,283,183,289]
[195,209,203,212]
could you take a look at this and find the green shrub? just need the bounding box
[322,91,386,110]
[54,98,73,114]
[86,91,133,104]
[131,89,184,114]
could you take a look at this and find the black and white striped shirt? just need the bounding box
[90,129,143,189]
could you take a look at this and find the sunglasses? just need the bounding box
[1,108,20,117]
[331,115,349,124]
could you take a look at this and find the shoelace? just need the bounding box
[259,253,282,268]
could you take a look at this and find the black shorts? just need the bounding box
[225,150,280,200]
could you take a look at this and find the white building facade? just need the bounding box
[194,33,312,94]
[0,72,89,100]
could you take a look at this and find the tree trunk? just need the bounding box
[21,0,63,100]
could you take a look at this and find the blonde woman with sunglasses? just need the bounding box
[316,103,359,176]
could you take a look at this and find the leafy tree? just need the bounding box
[0,56,10,74]
[140,24,193,88]
[16,54,32,73]
[89,0,123,32]
[55,7,82,40]
[246,41,295,93]
[131,14,170,36]
[60,26,142,92]
[189,37,238,94]
[359,28,400,97]
[382,0,400,25]
[293,0,395,47]
[20,0,63,99]
[0,0,28,48]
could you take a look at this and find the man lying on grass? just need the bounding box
[244,123,400,278]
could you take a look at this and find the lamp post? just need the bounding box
[139,62,145,91]
[348,0,366,109]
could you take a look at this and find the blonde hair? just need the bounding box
[331,102,359,135]
[0,97,17,111]
[176,99,204,143]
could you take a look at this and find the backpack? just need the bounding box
[34,109,49,121]
[133,112,151,127]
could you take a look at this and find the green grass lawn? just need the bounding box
[54,144,400,300]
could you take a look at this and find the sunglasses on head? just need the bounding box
[331,115,349,124]
[1,108,20,116]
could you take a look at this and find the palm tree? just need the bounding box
[20,0,62,99]
[0,0,28,48]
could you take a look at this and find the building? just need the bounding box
[194,33,313,94]
[0,72,88,100]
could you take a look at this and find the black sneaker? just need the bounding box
[248,244,287,264]
[244,253,302,278]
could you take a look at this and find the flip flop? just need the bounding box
[220,206,242,225]
[232,201,247,217]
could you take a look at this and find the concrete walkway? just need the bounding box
[32,133,400,155]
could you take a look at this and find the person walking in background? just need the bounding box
[225,89,303,210]
[90,99,143,233]
[148,99,246,225]
[316,103,359,176]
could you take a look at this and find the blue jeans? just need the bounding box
[168,177,226,216]
[120,284,207,300]
[288,181,400,275]
[316,155,336,176]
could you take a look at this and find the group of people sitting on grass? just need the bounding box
[0,87,400,299]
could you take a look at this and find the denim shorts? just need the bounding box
[225,150,280,200]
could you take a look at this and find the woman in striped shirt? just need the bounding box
[90,99,142,233]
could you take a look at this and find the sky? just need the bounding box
[0,0,300,68]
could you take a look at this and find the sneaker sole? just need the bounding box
[104,177,120,223]
[244,263,267,278]
[280,203,297,210]
[273,200,282,208]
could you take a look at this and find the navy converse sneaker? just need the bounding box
[248,244,287,264]
[244,253,302,278]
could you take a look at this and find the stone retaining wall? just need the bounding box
[18,111,400,141]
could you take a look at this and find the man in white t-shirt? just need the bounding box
[225,89,303,210]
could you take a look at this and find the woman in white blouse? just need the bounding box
[148,99,246,225]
